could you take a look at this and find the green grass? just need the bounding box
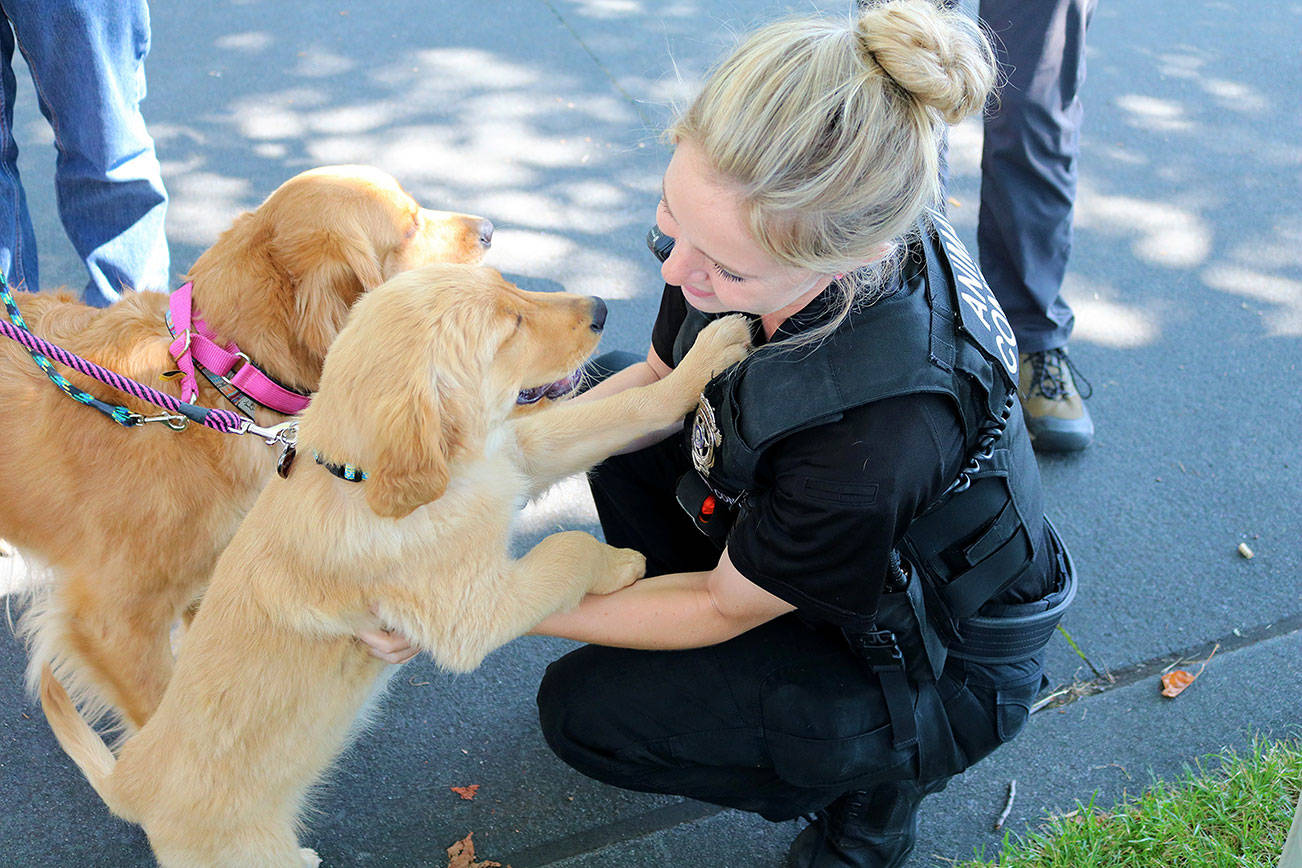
[954,738,1302,867]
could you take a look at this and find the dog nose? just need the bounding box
[589,297,607,333]
[477,219,494,248]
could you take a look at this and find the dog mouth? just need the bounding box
[516,369,583,405]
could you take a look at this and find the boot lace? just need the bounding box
[1026,348,1093,401]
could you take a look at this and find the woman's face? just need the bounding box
[656,139,831,325]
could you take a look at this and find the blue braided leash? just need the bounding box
[1,281,141,426]
[0,279,293,445]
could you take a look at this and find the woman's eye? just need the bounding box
[712,262,745,283]
[656,200,672,224]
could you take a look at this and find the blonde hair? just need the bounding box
[668,0,995,323]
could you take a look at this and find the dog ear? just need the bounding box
[364,379,462,519]
[290,235,386,358]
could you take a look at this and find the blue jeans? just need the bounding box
[0,0,169,306]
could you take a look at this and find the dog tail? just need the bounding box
[40,663,120,808]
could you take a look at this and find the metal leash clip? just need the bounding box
[238,418,299,447]
[129,412,189,431]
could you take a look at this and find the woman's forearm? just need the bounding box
[531,559,792,650]
[575,344,672,403]
[571,350,685,453]
[531,570,751,650]
[573,359,660,403]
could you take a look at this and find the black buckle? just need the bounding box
[844,628,906,673]
[845,627,918,750]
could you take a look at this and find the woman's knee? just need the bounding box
[536,646,642,774]
[941,657,1044,769]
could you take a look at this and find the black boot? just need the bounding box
[786,781,935,868]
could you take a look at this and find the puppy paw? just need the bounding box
[590,545,646,595]
[299,848,322,867]
[671,314,752,394]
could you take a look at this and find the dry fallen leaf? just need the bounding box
[450,784,480,801]
[1160,669,1195,697]
[446,832,503,868]
[1160,643,1219,698]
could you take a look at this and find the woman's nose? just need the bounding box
[661,241,706,285]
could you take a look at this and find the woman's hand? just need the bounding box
[356,625,419,664]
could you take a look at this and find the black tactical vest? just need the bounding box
[671,211,1046,644]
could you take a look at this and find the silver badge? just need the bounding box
[691,395,721,476]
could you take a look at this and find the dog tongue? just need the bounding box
[516,369,582,405]
[544,370,582,398]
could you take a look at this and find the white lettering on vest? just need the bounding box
[930,213,1019,377]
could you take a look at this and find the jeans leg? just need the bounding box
[0,13,37,292]
[6,0,168,305]
[977,0,1096,353]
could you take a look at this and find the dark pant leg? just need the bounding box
[538,615,903,821]
[977,0,1097,353]
[588,432,722,576]
[538,611,1045,823]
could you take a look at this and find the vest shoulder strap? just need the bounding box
[732,274,953,452]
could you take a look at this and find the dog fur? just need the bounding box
[40,263,752,866]
[2,165,490,730]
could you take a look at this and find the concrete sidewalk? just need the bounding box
[1,0,1298,865]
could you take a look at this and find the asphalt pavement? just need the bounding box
[1,0,1298,865]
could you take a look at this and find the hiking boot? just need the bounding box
[786,785,926,868]
[1018,347,1094,452]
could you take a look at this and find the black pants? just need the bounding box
[536,429,1045,822]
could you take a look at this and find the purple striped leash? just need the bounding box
[0,311,297,448]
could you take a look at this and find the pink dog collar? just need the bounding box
[167,282,310,416]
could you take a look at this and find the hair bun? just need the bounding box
[855,0,995,124]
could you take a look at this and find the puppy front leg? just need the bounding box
[514,314,751,492]
[419,531,644,672]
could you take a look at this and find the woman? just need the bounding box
[367,2,1075,865]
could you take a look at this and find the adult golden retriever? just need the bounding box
[3,165,490,730]
[40,263,751,867]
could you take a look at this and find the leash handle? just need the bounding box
[0,279,280,441]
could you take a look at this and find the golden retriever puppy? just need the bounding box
[40,263,752,867]
[3,165,491,731]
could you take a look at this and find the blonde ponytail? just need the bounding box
[857,0,996,126]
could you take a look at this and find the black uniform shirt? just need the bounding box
[650,280,969,630]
